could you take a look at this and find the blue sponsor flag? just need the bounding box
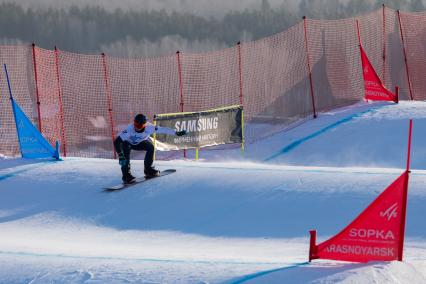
[4,63,59,160]
[11,99,60,159]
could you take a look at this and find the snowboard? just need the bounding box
[103,169,176,192]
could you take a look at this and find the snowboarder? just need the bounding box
[114,113,186,183]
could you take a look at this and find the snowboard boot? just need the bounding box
[144,167,160,178]
[122,172,136,184]
[121,165,136,184]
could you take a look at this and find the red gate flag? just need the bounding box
[309,170,409,262]
[309,120,413,263]
[360,46,398,103]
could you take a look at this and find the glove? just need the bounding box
[118,152,127,167]
[175,130,187,136]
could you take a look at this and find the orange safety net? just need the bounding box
[33,46,63,152]
[242,22,312,142]
[0,7,421,159]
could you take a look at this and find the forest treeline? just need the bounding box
[0,0,424,57]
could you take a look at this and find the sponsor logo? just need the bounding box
[365,90,390,98]
[380,203,398,221]
[325,244,394,257]
[173,133,219,144]
[348,228,395,240]
[364,66,369,74]
[365,80,381,88]
[21,136,39,144]
[175,117,218,133]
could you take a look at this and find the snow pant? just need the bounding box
[114,137,155,175]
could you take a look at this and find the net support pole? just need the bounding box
[406,119,413,173]
[397,10,414,101]
[54,46,67,157]
[398,119,413,261]
[303,16,317,119]
[176,51,187,158]
[31,43,42,133]
[356,19,368,102]
[153,119,157,161]
[237,41,245,154]
[356,18,361,45]
[382,4,386,87]
[395,86,399,104]
[101,52,117,159]
[237,41,244,106]
[356,19,362,47]
[241,109,245,153]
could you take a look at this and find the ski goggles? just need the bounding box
[134,121,146,131]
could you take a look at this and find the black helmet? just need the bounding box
[134,113,147,132]
[134,113,147,124]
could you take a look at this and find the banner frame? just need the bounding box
[154,104,243,119]
[153,104,244,157]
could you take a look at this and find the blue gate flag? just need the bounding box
[4,63,59,159]
[11,99,60,159]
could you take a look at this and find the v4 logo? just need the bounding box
[380,203,398,221]
[364,66,369,74]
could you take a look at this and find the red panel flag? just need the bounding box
[360,46,398,103]
[309,170,409,262]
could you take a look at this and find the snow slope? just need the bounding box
[0,101,426,283]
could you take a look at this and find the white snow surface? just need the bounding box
[1,101,426,283]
